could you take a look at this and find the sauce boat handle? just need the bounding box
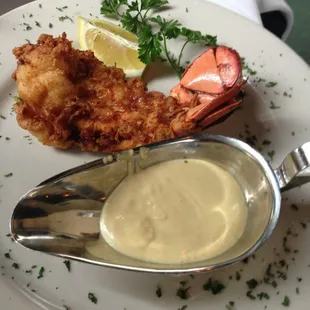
[274,142,310,192]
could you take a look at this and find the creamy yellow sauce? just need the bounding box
[100,159,248,264]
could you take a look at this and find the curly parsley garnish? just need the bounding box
[100,0,217,77]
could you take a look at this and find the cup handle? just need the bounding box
[274,142,310,192]
[259,0,294,40]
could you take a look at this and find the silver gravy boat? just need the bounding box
[10,134,310,274]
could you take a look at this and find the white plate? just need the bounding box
[1,0,310,309]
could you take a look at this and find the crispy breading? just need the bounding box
[12,33,183,152]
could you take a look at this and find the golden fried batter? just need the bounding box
[12,33,183,153]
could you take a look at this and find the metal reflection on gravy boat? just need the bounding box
[10,134,310,274]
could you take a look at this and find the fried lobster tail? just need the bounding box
[12,33,245,153]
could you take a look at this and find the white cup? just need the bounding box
[258,0,294,40]
[208,0,294,40]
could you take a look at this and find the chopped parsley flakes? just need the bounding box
[59,16,73,22]
[4,253,11,259]
[246,290,256,300]
[282,296,290,307]
[156,285,162,298]
[290,204,299,211]
[267,150,275,161]
[226,301,235,310]
[246,279,258,290]
[203,278,225,295]
[37,266,45,279]
[257,292,270,300]
[88,292,97,304]
[176,285,191,300]
[269,101,280,109]
[266,81,277,88]
[12,96,22,103]
[63,260,71,272]
[56,6,68,12]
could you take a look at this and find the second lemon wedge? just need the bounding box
[78,16,146,77]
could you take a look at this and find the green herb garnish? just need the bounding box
[88,292,97,304]
[262,139,271,145]
[269,101,280,109]
[290,204,299,211]
[100,0,217,78]
[4,173,13,177]
[56,6,68,12]
[12,263,19,269]
[23,23,32,31]
[257,292,270,300]
[4,253,11,259]
[156,285,162,297]
[236,271,241,281]
[176,286,190,300]
[226,301,235,310]
[241,58,257,75]
[266,82,277,88]
[37,266,45,279]
[267,150,275,161]
[35,21,41,27]
[12,96,22,103]
[282,296,290,307]
[246,279,258,290]
[203,278,225,295]
[282,236,291,253]
[279,259,286,267]
[246,290,256,300]
[59,16,73,22]
[49,23,53,28]
[63,260,71,272]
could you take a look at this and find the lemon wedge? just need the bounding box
[78,16,146,77]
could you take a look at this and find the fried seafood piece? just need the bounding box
[12,33,244,153]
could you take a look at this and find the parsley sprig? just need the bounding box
[100,0,217,77]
